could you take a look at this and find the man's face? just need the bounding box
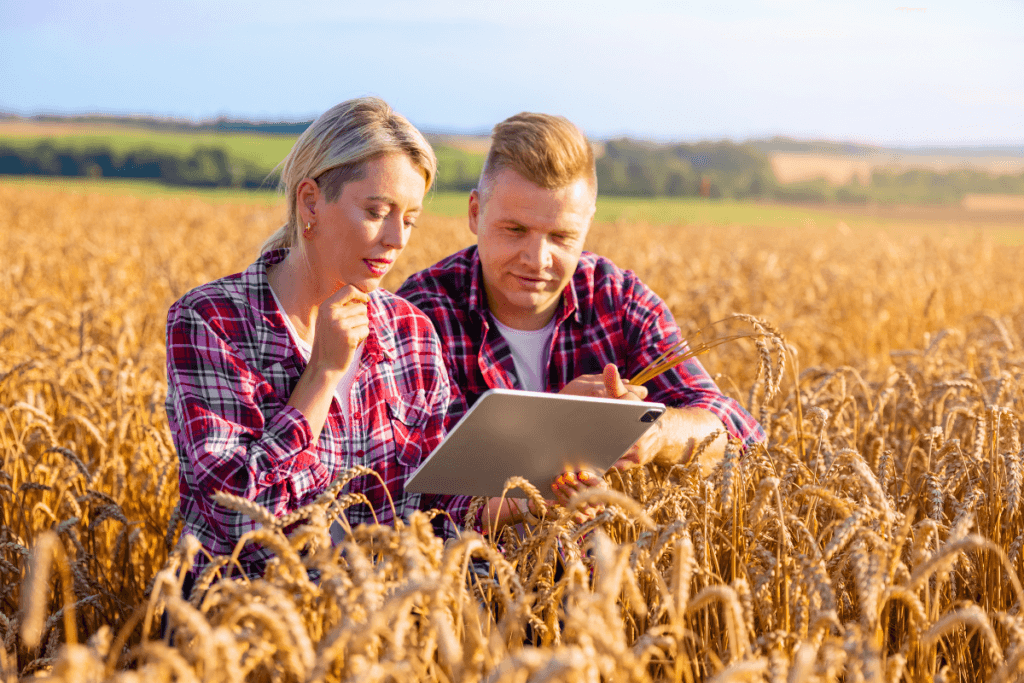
[469,168,594,330]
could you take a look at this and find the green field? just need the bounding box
[0,121,487,191]
[0,176,842,225]
[0,123,297,168]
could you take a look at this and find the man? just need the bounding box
[398,113,764,478]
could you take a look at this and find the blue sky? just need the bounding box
[1,0,1021,145]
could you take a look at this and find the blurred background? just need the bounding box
[1,0,1021,209]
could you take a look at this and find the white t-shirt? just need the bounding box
[270,287,363,425]
[492,316,557,392]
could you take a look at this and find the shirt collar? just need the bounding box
[467,247,490,318]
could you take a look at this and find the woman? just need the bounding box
[165,97,479,578]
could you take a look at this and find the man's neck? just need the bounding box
[484,291,559,331]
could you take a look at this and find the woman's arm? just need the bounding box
[167,300,329,562]
[286,284,370,443]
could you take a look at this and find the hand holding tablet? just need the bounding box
[404,389,665,499]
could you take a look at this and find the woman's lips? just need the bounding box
[364,259,393,276]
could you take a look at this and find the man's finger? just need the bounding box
[603,363,627,398]
[625,384,649,400]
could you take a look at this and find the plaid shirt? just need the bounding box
[166,249,470,577]
[397,246,765,447]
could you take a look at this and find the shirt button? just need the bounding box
[353,413,361,421]
[355,450,365,462]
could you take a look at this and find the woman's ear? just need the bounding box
[295,178,320,224]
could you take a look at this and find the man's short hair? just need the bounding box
[479,112,597,197]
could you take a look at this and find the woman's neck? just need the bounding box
[267,252,322,343]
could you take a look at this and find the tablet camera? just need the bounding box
[639,409,661,423]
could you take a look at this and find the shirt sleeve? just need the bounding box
[166,299,330,559]
[620,277,767,448]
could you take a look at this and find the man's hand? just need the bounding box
[611,424,664,470]
[560,363,649,401]
[595,363,664,469]
[613,406,729,474]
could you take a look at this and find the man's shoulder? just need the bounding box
[396,246,476,313]
[573,251,647,298]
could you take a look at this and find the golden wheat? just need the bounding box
[4,181,1024,681]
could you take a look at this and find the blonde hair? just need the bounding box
[261,97,436,254]
[478,112,596,200]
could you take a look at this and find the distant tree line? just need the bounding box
[596,138,1024,203]
[596,139,776,199]
[0,141,274,188]
[0,139,487,192]
[2,136,1023,203]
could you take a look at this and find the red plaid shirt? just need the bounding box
[397,246,765,447]
[166,249,470,576]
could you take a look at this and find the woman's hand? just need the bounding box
[551,470,606,523]
[308,285,370,377]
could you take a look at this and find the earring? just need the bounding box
[303,222,312,237]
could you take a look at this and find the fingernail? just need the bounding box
[580,471,592,481]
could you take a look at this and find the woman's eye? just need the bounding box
[368,209,387,220]
[404,219,417,229]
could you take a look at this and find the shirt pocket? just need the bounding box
[259,355,304,405]
[386,389,432,468]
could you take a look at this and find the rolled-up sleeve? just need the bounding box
[622,278,766,448]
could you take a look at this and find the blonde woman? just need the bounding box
[165,97,472,579]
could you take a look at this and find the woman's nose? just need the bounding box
[382,215,408,249]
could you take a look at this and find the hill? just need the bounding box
[1,114,1022,204]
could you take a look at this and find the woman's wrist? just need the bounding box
[304,355,347,386]
[521,498,546,524]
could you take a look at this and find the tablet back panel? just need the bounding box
[404,389,664,498]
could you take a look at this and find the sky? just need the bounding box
[1,0,1022,146]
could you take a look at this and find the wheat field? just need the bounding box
[3,181,1024,682]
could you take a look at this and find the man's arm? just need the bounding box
[619,273,766,459]
[562,364,729,474]
[614,404,727,475]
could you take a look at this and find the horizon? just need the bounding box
[3,110,1022,154]
[2,0,1022,147]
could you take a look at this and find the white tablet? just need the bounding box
[404,389,665,498]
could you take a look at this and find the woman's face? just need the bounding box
[304,153,427,294]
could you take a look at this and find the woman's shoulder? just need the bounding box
[167,254,275,338]
[170,272,253,323]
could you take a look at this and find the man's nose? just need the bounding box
[521,234,552,270]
